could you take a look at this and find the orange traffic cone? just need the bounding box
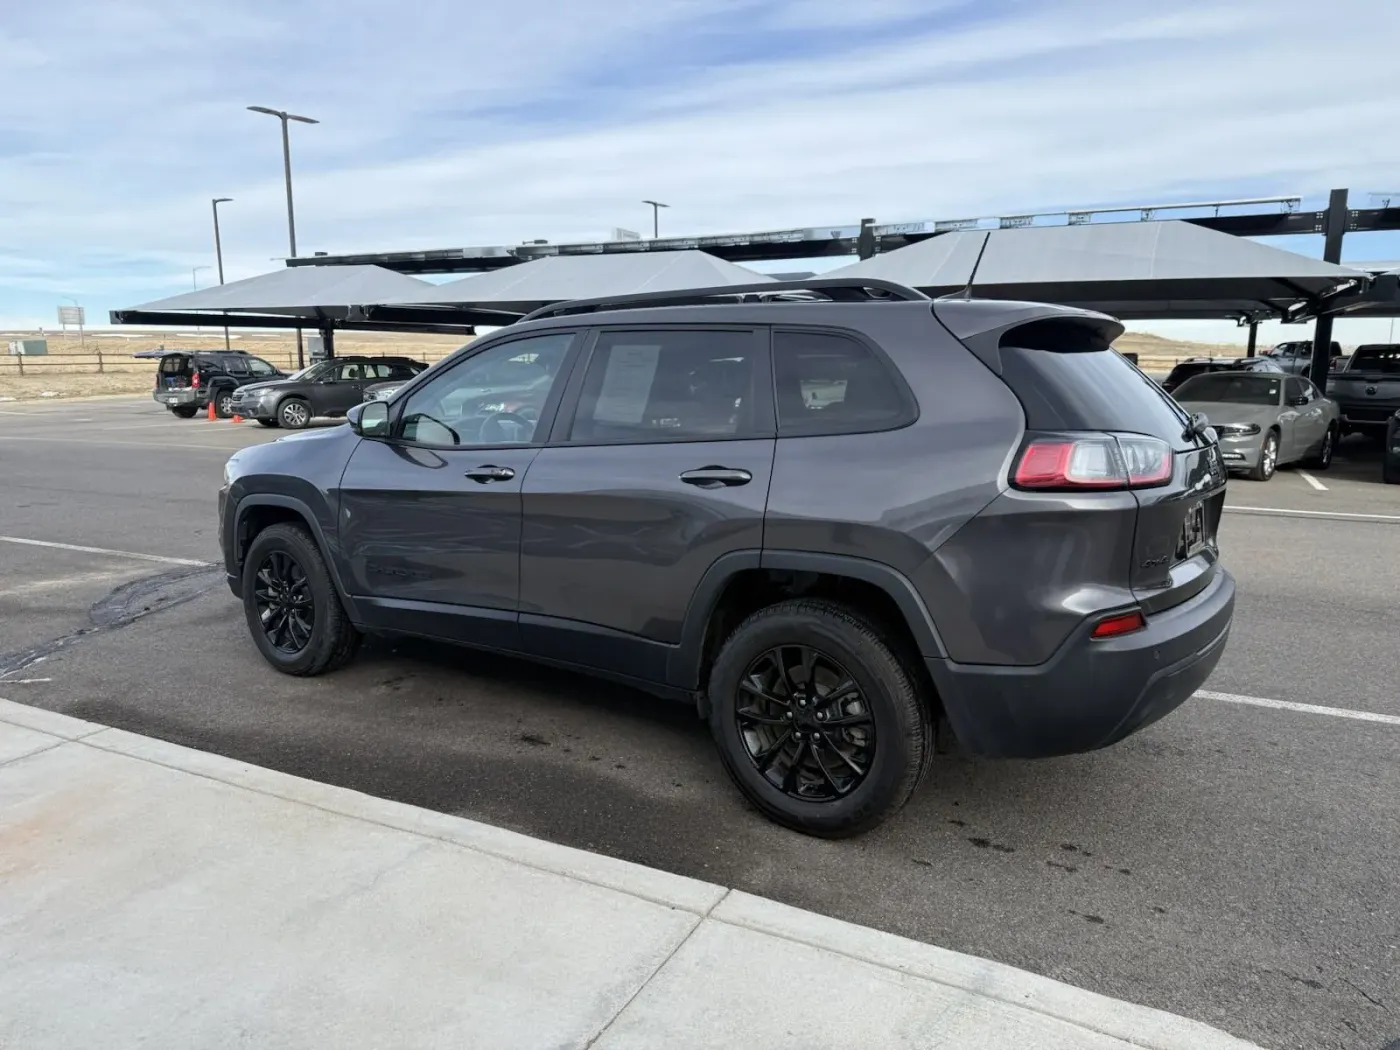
[231,414,244,424]
[206,401,216,421]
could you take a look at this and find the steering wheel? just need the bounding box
[477,410,534,443]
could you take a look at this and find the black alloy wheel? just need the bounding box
[707,599,930,837]
[736,645,876,802]
[240,523,360,676]
[253,550,314,654]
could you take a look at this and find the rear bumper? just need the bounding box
[926,567,1235,759]
[153,389,205,408]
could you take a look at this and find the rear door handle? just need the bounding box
[679,466,753,488]
[464,465,516,483]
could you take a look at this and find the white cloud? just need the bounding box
[1,0,1398,343]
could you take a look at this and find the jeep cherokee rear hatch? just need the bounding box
[936,304,1225,617]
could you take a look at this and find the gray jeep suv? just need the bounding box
[219,279,1234,837]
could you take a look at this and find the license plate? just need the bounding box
[1177,502,1206,559]
[164,396,179,404]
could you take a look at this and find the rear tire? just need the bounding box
[1305,424,1337,470]
[241,523,360,676]
[169,405,198,419]
[277,398,311,429]
[1248,430,1278,482]
[706,599,930,838]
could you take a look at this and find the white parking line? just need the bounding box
[1225,505,1400,524]
[0,536,210,567]
[1295,470,1328,491]
[1198,690,1400,726]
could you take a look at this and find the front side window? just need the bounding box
[246,357,279,376]
[398,333,573,446]
[1285,377,1308,403]
[773,329,911,435]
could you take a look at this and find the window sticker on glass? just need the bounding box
[592,344,661,424]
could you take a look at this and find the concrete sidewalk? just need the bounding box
[0,698,1261,1050]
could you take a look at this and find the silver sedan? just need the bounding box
[1172,371,1340,481]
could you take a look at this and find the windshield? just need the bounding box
[1173,373,1281,406]
[1349,345,1400,374]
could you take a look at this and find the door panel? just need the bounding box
[519,324,775,680]
[518,439,775,673]
[337,441,539,648]
[334,332,582,651]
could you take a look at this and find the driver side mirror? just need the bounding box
[348,400,390,439]
[1287,395,1309,407]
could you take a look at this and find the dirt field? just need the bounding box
[0,330,472,401]
[0,327,1241,402]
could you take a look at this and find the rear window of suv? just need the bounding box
[1000,337,1190,445]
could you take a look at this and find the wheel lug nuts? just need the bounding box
[816,712,825,721]
[785,711,793,719]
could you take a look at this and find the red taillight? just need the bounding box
[1091,610,1146,639]
[1012,434,1173,491]
[191,371,201,389]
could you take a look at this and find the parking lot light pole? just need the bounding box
[212,198,233,351]
[642,199,669,239]
[248,105,319,368]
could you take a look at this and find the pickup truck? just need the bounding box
[1263,340,1343,375]
[1326,344,1400,437]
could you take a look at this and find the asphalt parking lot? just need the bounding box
[2,396,1397,1050]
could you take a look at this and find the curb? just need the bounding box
[0,699,1261,1050]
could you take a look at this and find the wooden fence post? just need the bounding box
[97,350,105,374]
[15,353,22,376]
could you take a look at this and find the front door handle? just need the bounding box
[464,465,516,483]
[679,466,753,488]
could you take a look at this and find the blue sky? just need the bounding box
[2,0,1399,344]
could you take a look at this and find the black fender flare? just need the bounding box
[666,549,947,690]
[231,493,360,619]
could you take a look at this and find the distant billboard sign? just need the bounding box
[58,305,85,326]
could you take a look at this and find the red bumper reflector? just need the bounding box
[1091,611,1147,639]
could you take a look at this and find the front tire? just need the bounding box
[1248,430,1279,481]
[241,523,360,676]
[277,398,311,429]
[214,389,236,418]
[707,599,930,838]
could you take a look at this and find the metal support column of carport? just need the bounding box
[1309,188,1350,387]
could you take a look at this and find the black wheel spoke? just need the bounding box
[829,744,867,779]
[781,739,809,793]
[755,730,793,772]
[797,646,816,688]
[737,706,789,727]
[819,677,857,704]
[810,743,850,797]
[824,711,873,728]
[739,676,788,707]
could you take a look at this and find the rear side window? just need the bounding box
[568,329,762,443]
[772,329,912,436]
[1000,340,1189,443]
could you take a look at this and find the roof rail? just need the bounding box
[518,277,928,323]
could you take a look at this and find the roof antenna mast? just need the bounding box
[961,232,991,300]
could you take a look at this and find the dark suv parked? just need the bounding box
[227,355,427,429]
[150,350,284,417]
[219,280,1235,836]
